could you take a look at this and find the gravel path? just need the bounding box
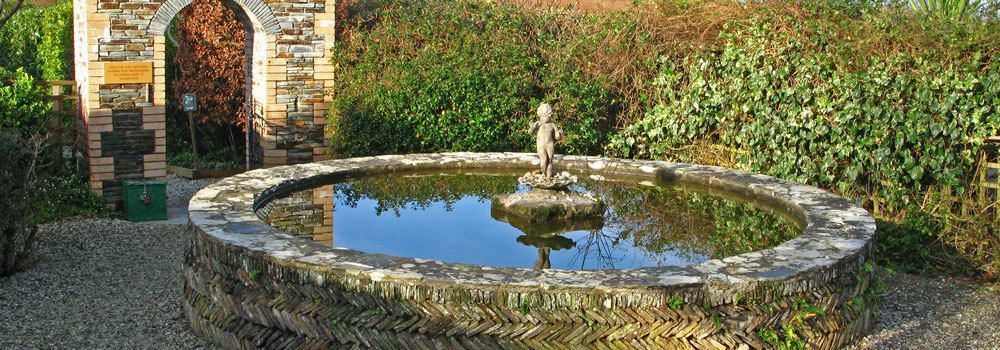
[0,219,215,349]
[166,175,218,208]
[1,177,998,349]
[847,272,1000,350]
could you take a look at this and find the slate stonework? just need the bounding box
[185,153,878,349]
[74,0,335,203]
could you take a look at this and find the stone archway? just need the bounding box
[73,0,335,204]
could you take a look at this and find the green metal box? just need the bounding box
[123,180,168,222]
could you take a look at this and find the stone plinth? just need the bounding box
[491,189,605,223]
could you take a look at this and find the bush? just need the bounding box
[608,1,999,278]
[38,1,74,81]
[0,132,44,277]
[0,67,52,133]
[0,1,74,80]
[0,129,112,276]
[329,0,617,156]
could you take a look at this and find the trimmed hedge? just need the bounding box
[329,0,617,157]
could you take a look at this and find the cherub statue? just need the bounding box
[529,103,564,178]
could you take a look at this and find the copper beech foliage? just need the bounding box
[173,0,246,128]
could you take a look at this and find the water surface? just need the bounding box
[260,171,800,270]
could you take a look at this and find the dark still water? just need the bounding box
[259,171,801,270]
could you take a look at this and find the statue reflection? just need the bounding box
[492,207,603,270]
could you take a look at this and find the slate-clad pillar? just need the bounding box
[74,0,337,205]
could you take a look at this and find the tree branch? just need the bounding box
[0,0,26,30]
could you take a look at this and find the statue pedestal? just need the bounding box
[491,189,604,223]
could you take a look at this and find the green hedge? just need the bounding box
[0,67,52,132]
[329,0,617,157]
[610,10,999,210]
[607,2,999,276]
[0,1,74,80]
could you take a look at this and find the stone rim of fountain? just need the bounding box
[188,152,875,290]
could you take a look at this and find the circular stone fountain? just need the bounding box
[184,153,876,350]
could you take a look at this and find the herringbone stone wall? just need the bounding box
[184,153,878,349]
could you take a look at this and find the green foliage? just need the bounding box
[0,1,74,80]
[168,146,244,170]
[611,15,998,210]
[31,170,112,223]
[607,2,999,278]
[909,0,983,18]
[873,207,981,276]
[0,131,43,277]
[0,130,109,276]
[667,296,685,310]
[0,67,52,132]
[329,0,616,157]
[757,325,807,350]
[38,1,74,81]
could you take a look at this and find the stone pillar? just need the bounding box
[72,0,336,205]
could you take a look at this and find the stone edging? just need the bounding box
[185,153,877,349]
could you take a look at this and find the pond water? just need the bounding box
[259,171,801,270]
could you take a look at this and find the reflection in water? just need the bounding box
[260,172,801,270]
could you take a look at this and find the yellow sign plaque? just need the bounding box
[104,61,153,84]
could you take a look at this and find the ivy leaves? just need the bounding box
[610,12,998,214]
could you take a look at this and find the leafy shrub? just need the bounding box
[0,67,52,133]
[173,0,247,127]
[0,131,44,276]
[0,1,73,80]
[329,0,617,156]
[608,2,999,277]
[38,1,73,81]
[0,129,111,276]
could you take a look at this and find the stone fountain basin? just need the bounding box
[184,153,876,349]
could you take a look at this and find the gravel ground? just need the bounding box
[1,177,998,349]
[847,272,1000,350]
[0,219,216,349]
[166,175,218,208]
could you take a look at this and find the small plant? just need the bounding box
[667,296,685,310]
[371,307,383,316]
[758,325,806,350]
[248,268,261,280]
[711,314,724,330]
[519,301,531,316]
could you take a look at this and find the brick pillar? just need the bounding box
[74,0,336,204]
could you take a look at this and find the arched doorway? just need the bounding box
[163,0,262,171]
[72,0,335,203]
